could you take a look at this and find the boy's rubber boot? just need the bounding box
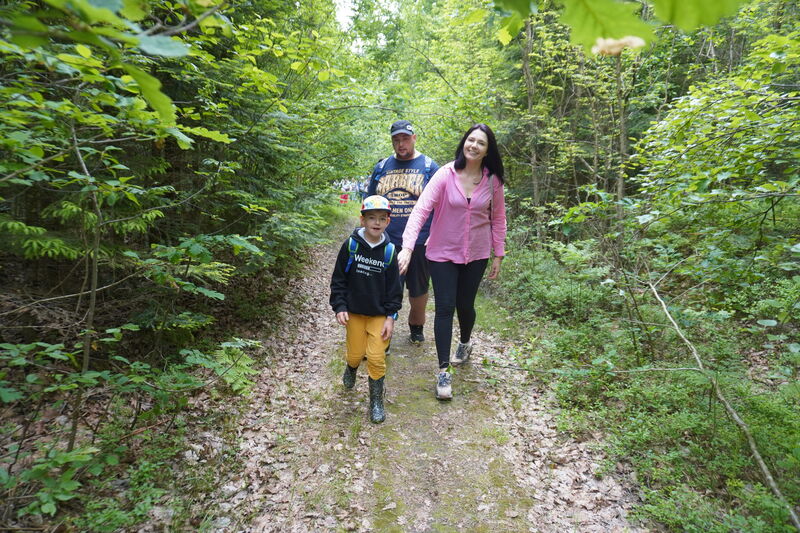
[368,377,386,423]
[343,364,357,389]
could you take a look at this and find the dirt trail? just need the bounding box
[193,230,645,532]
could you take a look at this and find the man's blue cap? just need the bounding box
[390,120,414,136]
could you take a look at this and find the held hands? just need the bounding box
[336,311,349,326]
[487,256,503,280]
[381,316,395,341]
[397,248,412,275]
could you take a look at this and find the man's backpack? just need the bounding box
[344,237,396,273]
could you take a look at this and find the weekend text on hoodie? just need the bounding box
[329,228,402,317]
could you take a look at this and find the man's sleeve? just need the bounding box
[330,241,350,313]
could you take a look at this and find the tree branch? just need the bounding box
[649,282,800,531]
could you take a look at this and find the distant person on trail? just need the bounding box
[366,119,440,349]
[330,195,402,423]
[398,123,507,400]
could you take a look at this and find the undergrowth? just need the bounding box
[492,242,800,532]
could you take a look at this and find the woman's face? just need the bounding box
[463,128,489,163]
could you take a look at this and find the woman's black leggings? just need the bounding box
[428,259,488,369]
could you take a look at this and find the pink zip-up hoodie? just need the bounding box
[402,161,506,263]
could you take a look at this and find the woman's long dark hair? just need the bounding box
[453,123,504,184]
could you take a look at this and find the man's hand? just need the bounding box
[487,256,503,280]
[336,311,349,326]
[397,248,412,275]
[381,316,395,341]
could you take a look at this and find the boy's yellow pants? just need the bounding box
[345,313,388,380]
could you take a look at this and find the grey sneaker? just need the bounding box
[451,342,472,365]
[435,370,452,400]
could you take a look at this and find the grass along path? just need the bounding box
[183,227,646,532]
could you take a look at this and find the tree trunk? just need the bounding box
[615,55,628,221]
[522,17,543,241]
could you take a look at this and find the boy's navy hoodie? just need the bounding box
[330,228,402,317]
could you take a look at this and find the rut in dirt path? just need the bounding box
[196,226,645,533]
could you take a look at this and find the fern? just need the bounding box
[181,338,260,394]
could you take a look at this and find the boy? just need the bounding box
[330,195,402,423]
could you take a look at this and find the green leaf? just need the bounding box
[178,126,233,144]
[166,127,194,149]
[121,0,147,20]
[498,12,524,45]
[650,0,748,31]
[461,8,490,25]
[9,32,49,49]
[757,319,777,327]
[121,64,176,125]
[559,0,654,52]
[0,386,23,403]
[195,286,225,300]
[317,70,330,82]
[75,44,92,58]
[136,34,190,57]
[10,15,48,33]
[496,0,536,15]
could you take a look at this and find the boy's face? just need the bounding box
[360,210,390,241]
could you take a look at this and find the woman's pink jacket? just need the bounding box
[401,161,506,264]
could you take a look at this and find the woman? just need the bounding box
[397,123,507,400]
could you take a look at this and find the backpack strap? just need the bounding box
[423,155,432,184]
[344,237,359,273]
[345,238,395,273]
[371,156,392,184]
[384,242,395,267]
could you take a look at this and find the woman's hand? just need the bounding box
[336,311,349,326]
[487,256,503,280]
[397,248,412,275]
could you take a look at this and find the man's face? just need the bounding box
[392,133,417,160]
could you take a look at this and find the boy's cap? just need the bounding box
[361,195,392,214]
[390,120,414,136]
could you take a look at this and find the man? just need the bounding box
[367,119,439,345]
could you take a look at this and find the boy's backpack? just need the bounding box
[370,155,433,187]
[344,237,396,273]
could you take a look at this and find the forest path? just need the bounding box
[203,222,644,532]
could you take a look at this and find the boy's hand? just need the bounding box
[397,248,412,275]
[336,311,349,326]
[381,316,395,341]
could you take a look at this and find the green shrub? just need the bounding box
[500,245,620,322]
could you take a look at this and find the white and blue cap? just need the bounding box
[361,195,392,214]
[390,120,414,136]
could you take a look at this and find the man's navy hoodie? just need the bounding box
[330,228,402,317]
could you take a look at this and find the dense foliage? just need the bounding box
[0,0,359,526]
[1,0,798,529]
